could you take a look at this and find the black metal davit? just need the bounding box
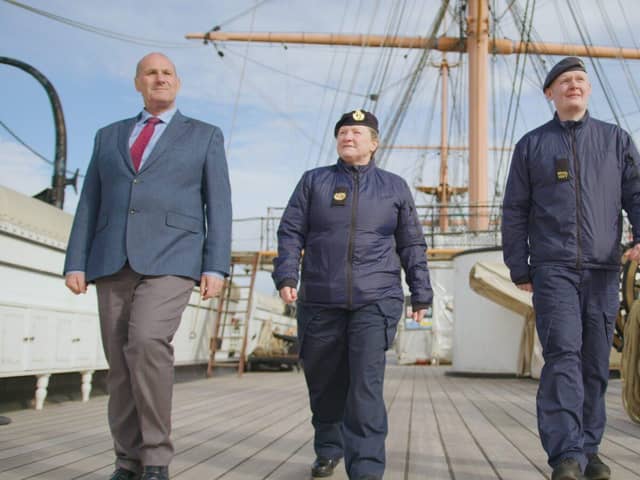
[0,56,77,209]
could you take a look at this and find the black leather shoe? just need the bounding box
[311,457,340,477]
[0,416,11,426]
[109,468,140,480]
[552,458,586,480]
[141,466,169,480]
[584,454,610,480]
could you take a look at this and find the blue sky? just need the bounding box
[2,0,640,251]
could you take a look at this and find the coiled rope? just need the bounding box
[622,299,640,423]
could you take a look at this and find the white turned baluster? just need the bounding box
[34,374,50,410]
[81,370,93,402]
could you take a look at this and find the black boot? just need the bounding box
[109,468,140,480]
[141,466,168,480]
[584,454,610,480]
[552,458,586,480]
[311,457,340,477]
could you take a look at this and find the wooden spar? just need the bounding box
[187,12,640,231]
[378,145,513,151]
[186,32,640,60]
[467,0,489,230]
[439,57,450,232]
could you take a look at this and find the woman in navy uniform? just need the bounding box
[273,110,432,480]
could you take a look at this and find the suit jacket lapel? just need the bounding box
[138,110,190,173]
[118,117,138,174]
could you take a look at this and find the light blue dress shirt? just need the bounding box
[128,108,176,168]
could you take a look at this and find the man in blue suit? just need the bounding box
[64,52,232,480]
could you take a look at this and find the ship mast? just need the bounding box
[438,56,453,232]
[415,57,468,232]
[187,2,640,231]
[467,0,489,229]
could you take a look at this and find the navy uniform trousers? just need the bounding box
[297,298,403,479]
[531,266,618,470]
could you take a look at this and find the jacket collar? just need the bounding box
[336,157,377,175]
[553,109,590,131]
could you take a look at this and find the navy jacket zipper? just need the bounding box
[347,170,360,309]
[571,127,583,269]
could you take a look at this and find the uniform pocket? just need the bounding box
[376,299,404,350]
[603,311,616,346]
[296,302,326,359]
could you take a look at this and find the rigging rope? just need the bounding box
[378,0,450,170]
[595,1,640,116]
[0,119,84,177]
[215,49,320,148]
[363,0,408,114]
[304,1,351,170]
[212,0,273,29]
[225,3,258,156]
[413,76,441,194]
[490,0,499,201]
[313,48,353,167]
[2,0,197,48]
[341,0,378,114]
[565,0,628,131]
[492,0,535,206]
[221,45,368,97]
[361,0,393,112]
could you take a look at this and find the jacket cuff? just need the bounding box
[276,278,298,290]
[511,274,531,285]
[412,302,431,312]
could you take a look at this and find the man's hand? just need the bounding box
[279,286,298,304]
[412,308,427,323]
[65,272,87,295]
[625,244,640,263]
[200,274,224,300]
[516,282,533,293]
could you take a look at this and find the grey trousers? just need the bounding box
[96,265,195,472]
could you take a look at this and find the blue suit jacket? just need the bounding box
[64,110,232,282]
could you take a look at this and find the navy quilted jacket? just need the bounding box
[502,111,640,284]
[273,159,432,309]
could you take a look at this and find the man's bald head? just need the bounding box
[135,52,178,79]
[134,52,181,115]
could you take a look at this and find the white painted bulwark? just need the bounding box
[0,185,221,407]
[451,248,525,374]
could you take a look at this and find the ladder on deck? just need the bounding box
[207,252,262,377]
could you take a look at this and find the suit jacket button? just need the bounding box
[129,209,136,215]
[133,179,139,184]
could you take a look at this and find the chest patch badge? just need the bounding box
[332,187,348,206]
[555,157,570,182]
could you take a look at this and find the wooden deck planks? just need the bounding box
[1,363,639,479]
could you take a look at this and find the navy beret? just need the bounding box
[543,56,587,91]
[334,109,379,137]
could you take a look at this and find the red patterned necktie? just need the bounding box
[130,117,161,171]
